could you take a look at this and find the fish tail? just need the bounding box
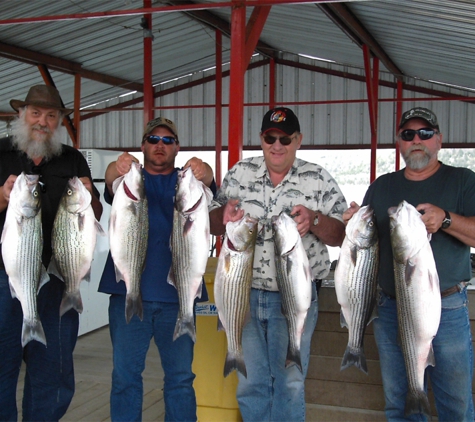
[125,293,143,323]
[341,346,368,374]
[60,291,84,317]
[224,351,247,378]
[22,320,47,347]
[285,347,303,373]
[405,390,431,417]
[173,315,196,342]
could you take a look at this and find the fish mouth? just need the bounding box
[123,182,138,201]
[184,194,203,213]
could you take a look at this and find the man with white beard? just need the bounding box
[0,85,102,421]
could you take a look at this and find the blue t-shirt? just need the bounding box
[99,167,215,303]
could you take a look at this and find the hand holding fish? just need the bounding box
[416,203,446,233]
[222,198,245,225]
[0,174,17,210]
[183,157,213,187]
[116,152,140,176]
[343,201,360,225]
[290,204,314,237]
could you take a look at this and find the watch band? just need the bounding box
[441,210,451,229]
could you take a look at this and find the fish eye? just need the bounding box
[67,189,73,196]
[33,191,39,197]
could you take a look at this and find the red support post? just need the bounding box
[74,73,81,149]
[395,79,403,171]
[215,30,223,186]
[143,0,153,125]
[269,58,275,109]
[227,2,246,168]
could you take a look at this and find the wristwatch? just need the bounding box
[441,210,451,229]
[313,211,319,227]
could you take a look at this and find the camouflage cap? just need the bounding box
[143,117,179,141]
[399,107,439,130]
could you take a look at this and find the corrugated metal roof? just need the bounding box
[0,0,474,148]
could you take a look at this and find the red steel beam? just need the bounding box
[215,30,223,186]
[244,6,271,67]
[269,58,275,109]
[227,2,246,167]
[143,0,154,125]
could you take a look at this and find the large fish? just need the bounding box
[334,205,379,374]
[109,162,149,323]
[272,211,312,372]
[214,214,258,377]
[168,166,213,342]
[389,200,441,417]
[1,172,49,347]
[48,177,105,317]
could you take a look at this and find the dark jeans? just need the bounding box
[0,270,79,422]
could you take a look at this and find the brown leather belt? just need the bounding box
[440,282,469,298]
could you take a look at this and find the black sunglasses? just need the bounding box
[262,134,296,146]
[399,128,439,142]
[144,135,177,145]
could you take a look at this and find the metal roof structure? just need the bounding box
[0,0,474,152]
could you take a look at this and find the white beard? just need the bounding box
[11,112,65,161]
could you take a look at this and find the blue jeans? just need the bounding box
[374,287,474,422]
[108,294,197,422]
[237,283,318,422]
[0,270,78,422]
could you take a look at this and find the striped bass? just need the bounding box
[272,211,312,372]
[168,166,213,342]
[389,200,441,417]
[48,177,105,316]
[109,162,149,323]
[214,214,258,377]
[1,173,49,346]
[334,205,379,374]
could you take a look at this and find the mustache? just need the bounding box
[407,144,429,154]
[31,124,52,134]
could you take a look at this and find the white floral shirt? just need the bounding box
[210,156,347,291]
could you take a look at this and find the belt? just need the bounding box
[441,282,469,298]
[383,281,469,300]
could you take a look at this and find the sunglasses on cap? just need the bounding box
[399,128,439,142]
[262,134,296,146]
[144,135,177,145]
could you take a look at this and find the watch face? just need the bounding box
[441,211,451,229]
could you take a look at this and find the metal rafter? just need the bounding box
[0,41,143,92]
[318,2,404,81]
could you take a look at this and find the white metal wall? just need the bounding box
[78,54,475,151]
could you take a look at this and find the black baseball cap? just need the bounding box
[399,107,439,130]
[261,107,300,135]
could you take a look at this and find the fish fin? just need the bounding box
[404,390,431,418]
[95,220,106,236]
[405,261,417,286]
[22,319,47,348]
[114,266,125,283]
[183,216,193,235]
[367,301,379,325]
[195,281,203,300]
[47,258,64,282]
[217,317,225,332]
[426,343,436,367]
[173,315,196,342]
[339,310,348,328]
[78,214,85,231]
[167,267,177,288]
[83,268,92,283]
[285,348,303,373]
[125,293,143,323]
[350,245,358,266]
[341,346,368,374]
[60,291,83,316]
[8,280,18,299]
[224,351,247,378]
[112,176,125,195]
[38,266,50,292]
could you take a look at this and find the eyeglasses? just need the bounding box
[144,135,177,145]
[262,134,296,146]
[399,128,439,142]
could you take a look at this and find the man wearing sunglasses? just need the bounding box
[0,85,103,421]
[209,107,347,421]
[344,107,475,421]
[98,116,216,422]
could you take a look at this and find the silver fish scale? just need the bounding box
[394,262,428,396]
[220,255,252,358]
[346,246,378,351]
[52,211,87,293]
[16,214,43,322]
